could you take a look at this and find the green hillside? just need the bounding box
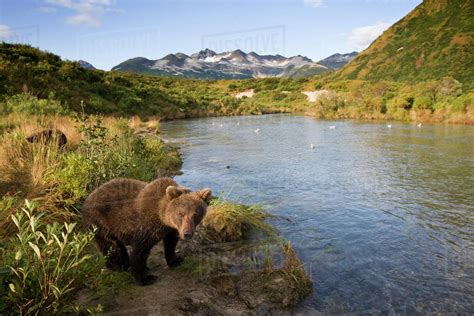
[0,43,232,117]
[0,43,297,118]
[336,0,474,89]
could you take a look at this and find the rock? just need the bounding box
[302,90,329,103]
[235,89,255,99]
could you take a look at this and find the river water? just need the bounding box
[161,114,474,314]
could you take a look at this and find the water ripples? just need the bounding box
[162,115,474,313]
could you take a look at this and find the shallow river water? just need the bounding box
[161,114,474,314]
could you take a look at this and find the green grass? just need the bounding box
[201,197,278,243]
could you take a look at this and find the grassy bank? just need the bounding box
[0,112,181,313]
[303,78,474,124]
[0,112,312,314]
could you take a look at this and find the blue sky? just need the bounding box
[0,0,422,70]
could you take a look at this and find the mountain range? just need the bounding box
[111,49,357,79]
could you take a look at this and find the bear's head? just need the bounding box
[165,186,212,240]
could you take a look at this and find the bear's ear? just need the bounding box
[166,186,187,200]
[178,186,191,194]
[197,188,212,204]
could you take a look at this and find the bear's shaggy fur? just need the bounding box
[26,129,67,147]
[82,177,212,285]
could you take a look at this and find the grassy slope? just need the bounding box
[335,0,474,90]
[0,43,223,117]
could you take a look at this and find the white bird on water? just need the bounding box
[310,143,315,149]
[255,128,260,133]
[329,125,336,129]
[387,124,392,128]
[417,123,422,127]
[237,122,240,126]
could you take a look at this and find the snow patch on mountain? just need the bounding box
[112,49,356,79]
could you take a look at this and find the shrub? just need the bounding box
[450,94,472,112]
[387,94,414,112]
[317,91,343,114]
[5,93,68,115]
[0,195,17,239]
[1,201,103,315]
[413,95,433,110]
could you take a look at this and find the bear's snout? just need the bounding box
[180,216,195,240]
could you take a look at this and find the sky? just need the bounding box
[0,0,422,70]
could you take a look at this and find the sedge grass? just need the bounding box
[202,197,277,242]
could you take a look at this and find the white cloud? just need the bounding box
[303,0,323,8]
[0,25,14,40]
[347,21,392,50]
[44,0,116,27]
[38,6,58,13]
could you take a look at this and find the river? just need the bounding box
[161,114,474,314]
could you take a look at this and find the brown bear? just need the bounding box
[26,129,68,148]
[81,177,212,285]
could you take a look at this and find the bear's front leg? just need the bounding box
[130,243,156,286]
[163,231,184,268]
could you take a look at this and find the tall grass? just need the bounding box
[201,197,277,242]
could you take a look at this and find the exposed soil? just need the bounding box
[81,233,313,315]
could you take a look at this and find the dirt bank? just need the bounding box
[80,224,313,315]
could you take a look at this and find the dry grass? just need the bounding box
[0,126,71,237]
[128,115,160,134]
[0,113,83,147]
[0,114,134,236]
[281,242,313,299]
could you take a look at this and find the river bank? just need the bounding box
[0,113,313,315]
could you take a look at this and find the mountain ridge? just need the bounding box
[112,49,357,79]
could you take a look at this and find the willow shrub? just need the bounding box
[1,201,103,315]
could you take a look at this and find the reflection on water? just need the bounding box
[161,115,474,313]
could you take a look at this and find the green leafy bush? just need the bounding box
[1,201,103,315]
[5,93,68,115]
[414,95,433,110]
[450,94,472,112]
